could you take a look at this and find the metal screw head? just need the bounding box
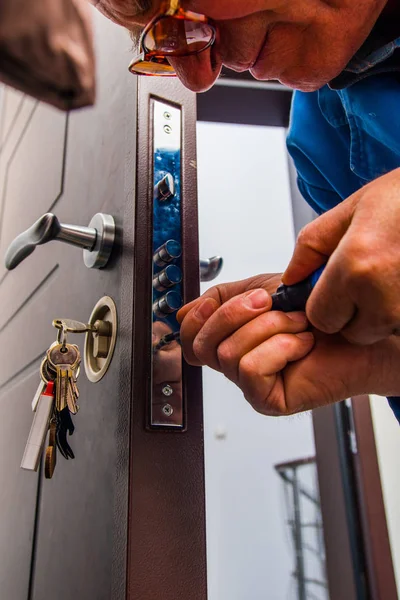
[162,385,173,397]
[164,111,172,120]
[163,124,172,134]
[162,404,174,417]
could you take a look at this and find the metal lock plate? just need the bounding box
[151,100,184,429]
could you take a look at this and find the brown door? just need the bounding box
[0,11,206,600]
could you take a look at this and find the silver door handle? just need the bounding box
[200,256,223,282]
[5,212,115,270]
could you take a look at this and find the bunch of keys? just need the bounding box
[21,320,82,479]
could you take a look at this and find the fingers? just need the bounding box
[178,298,220,366]
[282,195,357,286]
[238,332,315,416]
[177,296,215,324]
[180,289,272,367]
[216,311,308,382]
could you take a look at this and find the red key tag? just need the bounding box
[21,381,55,472]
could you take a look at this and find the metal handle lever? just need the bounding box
[200,256,223,282]
[5,212,115,270]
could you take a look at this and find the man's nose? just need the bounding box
[169,49,222,93]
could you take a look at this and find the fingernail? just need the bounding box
[195,299,215,321]
[287,312,308,323]
[296,332,314,342]
[246,289,270,309]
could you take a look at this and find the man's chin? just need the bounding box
[279,78,329,92]
[250,67,336,92]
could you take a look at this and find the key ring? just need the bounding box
[56,322,68,352]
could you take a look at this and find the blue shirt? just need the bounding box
[287,35,400,423]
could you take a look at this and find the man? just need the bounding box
[95,0,400,420]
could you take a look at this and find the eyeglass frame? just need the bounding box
[129,0,217,76]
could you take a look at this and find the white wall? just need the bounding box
[197,122,326,600]
[370,396,400,593]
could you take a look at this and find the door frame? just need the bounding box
[128,77,207,600]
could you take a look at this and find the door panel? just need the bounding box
[0,93,55,600]
[29,14,136,600]
[1,9,206,600]
[0,371,40,600]
[0,87,27,144]
[0,103,66,273]
[0,12,136,600]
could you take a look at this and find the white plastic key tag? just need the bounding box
[32,380,46,412]
[21,381,55,471]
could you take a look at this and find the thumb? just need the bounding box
[282,194,357,285]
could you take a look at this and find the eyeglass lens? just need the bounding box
[131,58,175,75]
[143,17,214,55]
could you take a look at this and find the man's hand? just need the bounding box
[177,275,400,416]
[283,168,400,345]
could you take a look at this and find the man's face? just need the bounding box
[97,0,387,91]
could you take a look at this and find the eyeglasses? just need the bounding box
[129,0,216,77]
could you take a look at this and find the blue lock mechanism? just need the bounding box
[271,265,325,313]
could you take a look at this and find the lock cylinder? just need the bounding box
[153,265,182,291]
[153,240,181,267]
[153,291,183,318]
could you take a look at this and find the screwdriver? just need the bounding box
[153,330,181,352]
[154,265,326,353]
[271,265,325,312]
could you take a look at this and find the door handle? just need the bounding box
[200,256,223,282]
[5,212,115,270]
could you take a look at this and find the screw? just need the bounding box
[164,111,172,120]
[164,125,172,134]
[162,403,174,417]
[162,384,173,397]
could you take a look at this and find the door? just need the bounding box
[0,9,206,600]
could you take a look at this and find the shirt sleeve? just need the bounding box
[0,0,95,110]
[387,398,400,424]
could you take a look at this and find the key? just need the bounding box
[47,343,80,413]
[67,350,81,415]
[53,318,96,334]
[56,408,75,460]
[21,381,55,471]
[66,378,79,415]
[64,361,80,414]
[45,420,57,479]
[56,367,69,413]
[70,374,80,401]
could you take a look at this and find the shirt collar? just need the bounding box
[330,31,400,89]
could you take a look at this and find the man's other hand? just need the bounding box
[177,275,400,416]
[283,168,400,345]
